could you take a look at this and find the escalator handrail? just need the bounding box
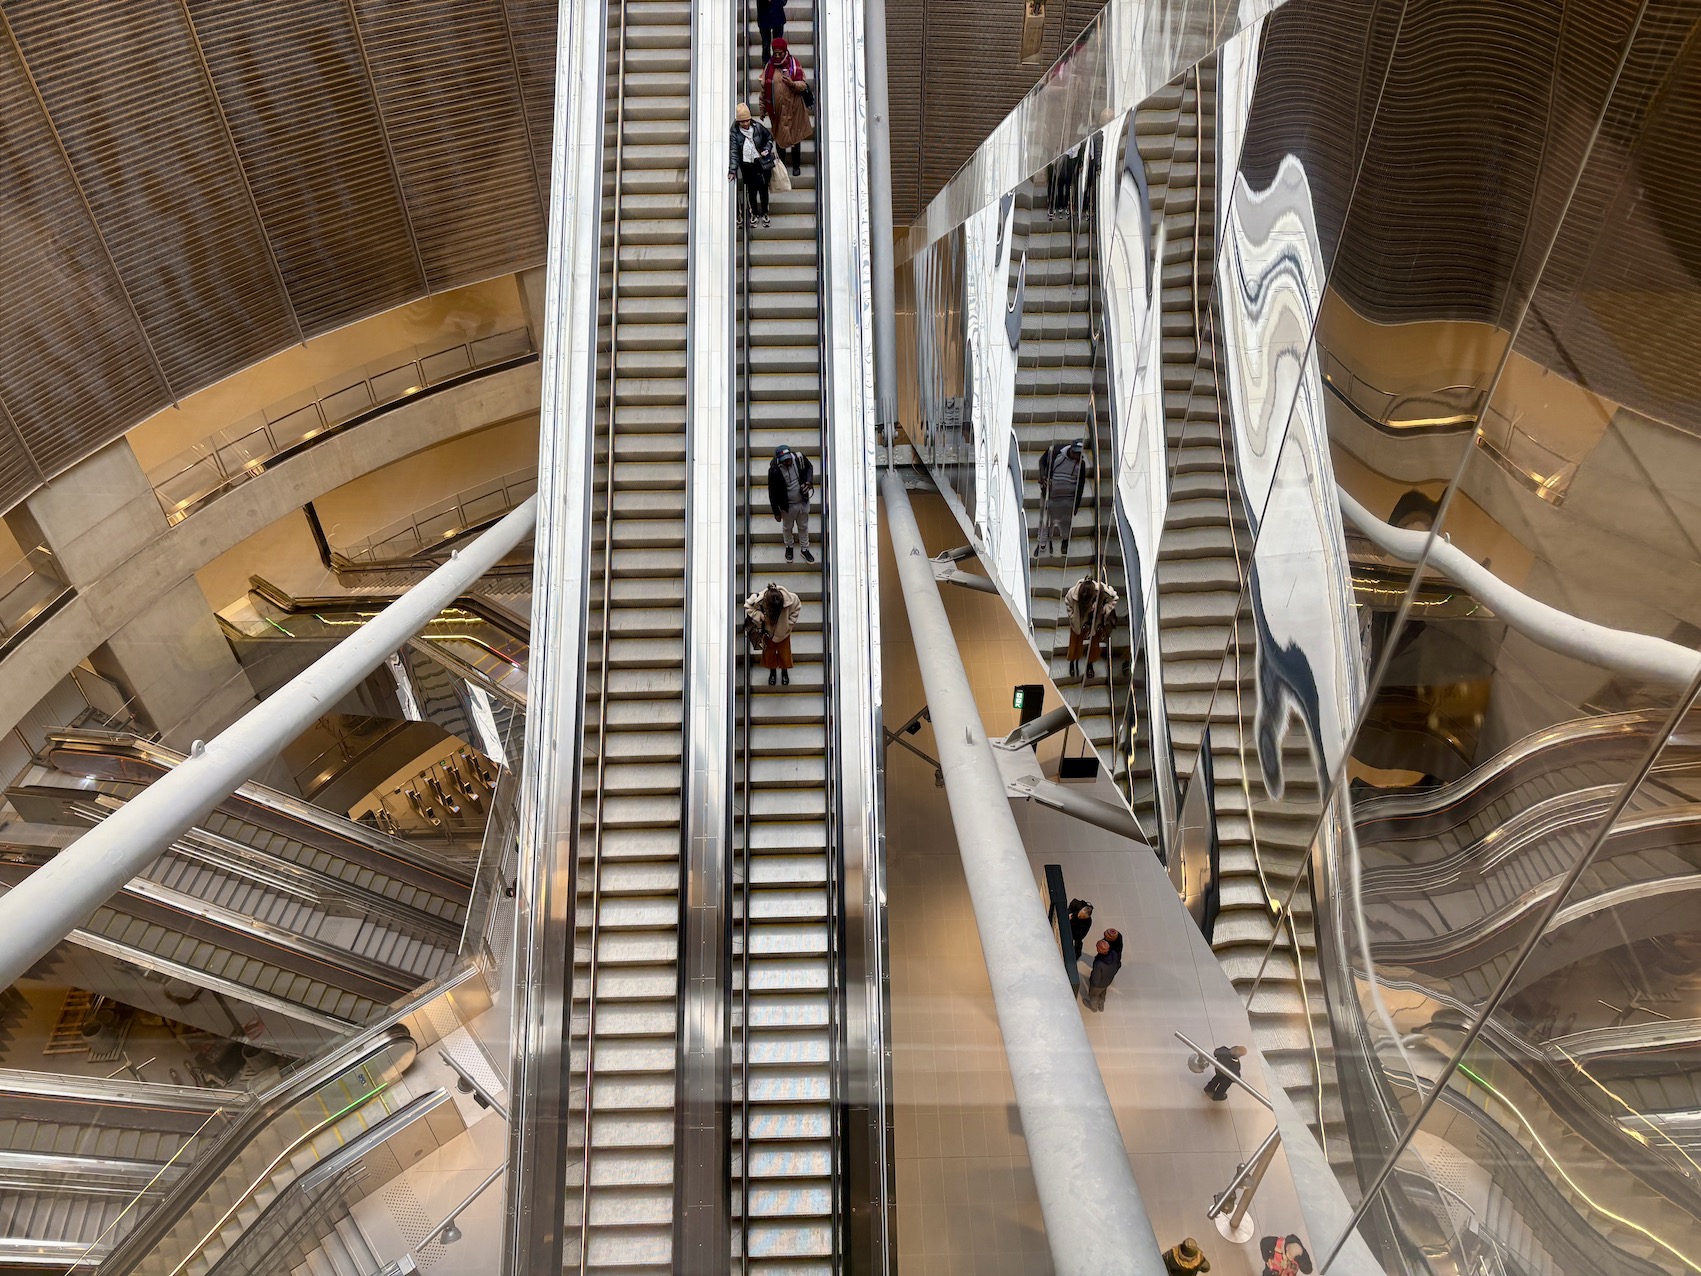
[99,1023,416,1274]
[45,730,475,890]
[246,575,532,644]
[0,1068,239,1113]
[1351,710,1679,825]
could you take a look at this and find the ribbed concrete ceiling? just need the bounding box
[0,0,555,513]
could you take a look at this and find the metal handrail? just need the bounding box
[734,4,755,1267]
[575,0,631,1266]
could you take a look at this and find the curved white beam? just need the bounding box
[1337,485,1701,688]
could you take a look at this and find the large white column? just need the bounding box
[880,471,1162,1276]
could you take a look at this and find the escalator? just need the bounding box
[0,1070,235,1270]
[566,0,693,1266]
[3,734,471,1051]
[731,2,838,1267]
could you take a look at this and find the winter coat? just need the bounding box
[1039,442,1088,509]
[729,120,777,175]
[1087,949,1121,989]
[763,55,814,151]
[1163,1242,1211,1274]
[1063,578,1118,639]
[757,0,787,29]
[1067,900,1093,949]
[767,451,815,517]
[744,586,802,644]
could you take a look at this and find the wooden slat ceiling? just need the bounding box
[0,0,552,512]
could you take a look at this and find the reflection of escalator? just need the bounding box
[3,734,471,1053]
[102,1020,458,1276]
[0,1070,234,1269]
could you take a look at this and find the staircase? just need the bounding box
[565,1,692,1270]
[732,5,837,1269]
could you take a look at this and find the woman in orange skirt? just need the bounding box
[744,582,802,686]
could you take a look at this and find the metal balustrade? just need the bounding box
[148,329,536,526]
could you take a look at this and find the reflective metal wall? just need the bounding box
[895,0,1701,1270]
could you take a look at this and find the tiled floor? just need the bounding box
[880,495,1315,1274]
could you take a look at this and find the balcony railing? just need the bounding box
[0,545,71,649]
[333,467,538,565]
[148,328,536,526]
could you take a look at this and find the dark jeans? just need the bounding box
[782,142,803,171]
[1204,1072,1236,1100]
[739,161,770,218]
[761,24,783,64]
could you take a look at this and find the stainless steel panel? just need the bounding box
[673,0,735,1265]
[505,0,607,1266]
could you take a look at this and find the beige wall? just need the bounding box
[126,275,530,477]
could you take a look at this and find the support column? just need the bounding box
[864,0,899,438]
[879,471,1162,1276]
[7,439,258,747]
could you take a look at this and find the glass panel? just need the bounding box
[470,327,533,364]
[369,361,424,403]
[156,455,224,518]
[420,344,473,383]
[319,380,375,426]
[264,404,323,451]
[214,425,276,476]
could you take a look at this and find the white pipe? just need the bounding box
[881,472,1161,1275]
[864,0,899,434]
[0,498,538,992]
[1337,485,1701,688]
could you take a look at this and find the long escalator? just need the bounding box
[568,0,692,1268]
[733,4,838,1268]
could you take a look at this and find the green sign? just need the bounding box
[1013,688,1026,710]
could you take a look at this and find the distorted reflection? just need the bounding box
[896,0,1701,1268]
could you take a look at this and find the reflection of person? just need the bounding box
[1067,898,1094,960]
[1080,938,1120,1011]
[1163,1237,1211,1274]
[1260,1235,1313,1276]
[743,582,801,686]
[1204,1044,1248,1101]
[1049,142,1081,220]
[1063,575,1118,680]
[728,103,776,226]
[1037,439,1087,555]
[762,38,813,173]
[767,444,816,563]
[757,0,786,65]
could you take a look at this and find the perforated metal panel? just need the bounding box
[0,0,554,514]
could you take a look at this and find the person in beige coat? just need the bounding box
[1062,575,1118,680]
[744,582,802,685]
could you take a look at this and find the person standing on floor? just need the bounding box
[1063,575,1118,680]
[1163,1237,1211,1274]
[1203,1044,1248,1101]
[1067,899,1094,961]
[762,37,814,174]
[767,444,816,563]
[1036,438,1087,555]
[743,582,802,686]
[1080,939,1120,1012]
[728,103,776,227]
[757,0,786,66]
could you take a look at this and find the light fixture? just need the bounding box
[438,1220,462,1245]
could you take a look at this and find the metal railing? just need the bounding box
[334,467,539,564]
[148,329,536,525]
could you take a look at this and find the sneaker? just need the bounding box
[761,215,771,227]
[800,548,815,564]
[785,546,794,562]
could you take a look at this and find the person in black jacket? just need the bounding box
[1080,939,1120,1012]
[728,103,776,226]
[767,444,816,563]
[1204,1044,1247,1101]
[1067,899,1093,961]
[757,0,787,63]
